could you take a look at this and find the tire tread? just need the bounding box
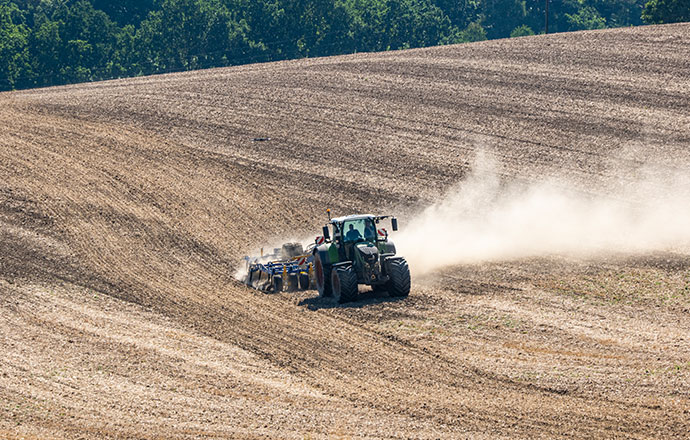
[332,265,358,303]
[386,258,411,298]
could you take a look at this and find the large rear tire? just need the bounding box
[331,265,358,304]
[386,258,410,298]
[314,252,332,298]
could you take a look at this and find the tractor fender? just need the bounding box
[378,239,396,255]
[313,242,340,265]
[382,254,404,274]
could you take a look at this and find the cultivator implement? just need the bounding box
[244,243,314,292]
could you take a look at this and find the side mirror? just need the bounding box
[322,225,330,240]
[391,217,398,231]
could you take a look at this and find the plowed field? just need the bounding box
[1,24,689,439]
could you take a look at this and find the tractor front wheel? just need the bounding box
[386,258,410,298]
[331,265,358,304]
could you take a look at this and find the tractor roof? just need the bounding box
[330,214,376,223]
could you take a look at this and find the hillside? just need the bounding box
[1,24,689,438]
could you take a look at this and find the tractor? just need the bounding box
[312,212,411,303]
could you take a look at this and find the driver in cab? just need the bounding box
[364,222,376,241]
[345,224,362,242]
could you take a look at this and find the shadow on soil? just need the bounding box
[297,289,407,311]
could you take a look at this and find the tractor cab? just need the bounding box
[340,217,376,260]
[341,217,376,243]
[345,218,379,242]
[323,214,395,261]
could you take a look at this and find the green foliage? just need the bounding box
[91,0,156,26]
[134,0,254,71]
[510,24,534,37]
[566,5,606,30]
[433,0,481,28]
[0,1,30,88]
[28,18,61,86]
[642,0,690,23]
[0,0,670,91]
[262,0,352,58]
[589,0,646,27]
[342,0,454,52]
[444,20,487,43]
[482,0,526,39]
[382,0,453,50]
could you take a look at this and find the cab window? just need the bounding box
[343,219,376,243]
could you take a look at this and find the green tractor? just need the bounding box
[312,213,411,303]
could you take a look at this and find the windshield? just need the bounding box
[343,218,376,243]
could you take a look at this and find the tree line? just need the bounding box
[0,0,687,91]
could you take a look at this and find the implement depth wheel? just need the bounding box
[299,272,310,290]
[287,273,299,292]
[272,275,283,293]
[331,265,358,304]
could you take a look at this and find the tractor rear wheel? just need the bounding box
[331,265,358,304]
[386,258,410,298]
[314,252,332,298]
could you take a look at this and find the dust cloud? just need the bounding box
[396,151,690,275]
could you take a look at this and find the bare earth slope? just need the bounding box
[1,24,689,438]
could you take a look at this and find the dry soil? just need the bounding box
[1,24,689,439]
